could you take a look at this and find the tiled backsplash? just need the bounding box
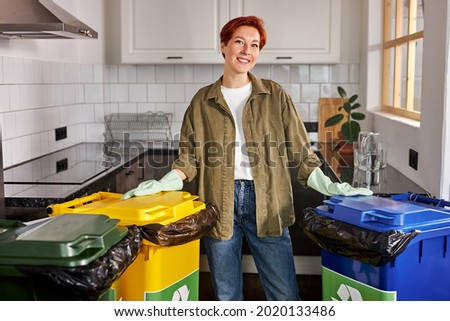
[0,56,359,168]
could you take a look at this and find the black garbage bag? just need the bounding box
[140,203,219,246]
[17,225,142,301]
[300,207,419,266]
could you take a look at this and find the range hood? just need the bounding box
[0,0,98,39]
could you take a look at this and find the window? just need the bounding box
[382,0,424,120]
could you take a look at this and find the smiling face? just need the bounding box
[221,25,261,78]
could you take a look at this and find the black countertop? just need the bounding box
[316,142,429,196]
[3,141,428,221]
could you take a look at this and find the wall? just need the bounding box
[361,0,450,198]
[0,0,361,170]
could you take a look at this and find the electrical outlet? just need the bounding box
[56,158,68,172]
[55,126,67,141]
[409,149,418,170]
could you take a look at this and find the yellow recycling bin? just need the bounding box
[47,191,206,301]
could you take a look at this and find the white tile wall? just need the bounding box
[1,56,359,168]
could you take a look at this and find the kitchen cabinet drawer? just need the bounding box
[107,0,341,64]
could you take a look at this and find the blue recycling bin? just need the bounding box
[303,193,450,301]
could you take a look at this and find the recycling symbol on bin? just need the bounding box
[171,285,190,301]
[331,284,363,301]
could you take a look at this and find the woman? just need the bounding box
[123,16,372,300]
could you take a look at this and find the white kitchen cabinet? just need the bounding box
[230,0,341,64]
[115,0,340,64]
[119,0,230,64]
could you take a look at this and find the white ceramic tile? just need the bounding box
[41,62,51,83]
[93,64,104,83]
[185,83,205,102]
[148,84,166,102]
[2,112,16,140]
[296,103,309,121]
[330,64,349,83]
[193,65,213,83]
[9,85,21,111]
[80,64,94,83]
[137,65,156,83]
[137,102,156,113]
[118,102,137,113]
[51,63,66,84]
[129,84,147,102]
[0,57,3,84]
[105,64,118,83]
[23,59,36,84]
[212,65,224,80]
[32,60,43,84]
[78,104,95,124]
[156,103,175,115]
[46,84,63,107]
[290,65,309,83]
[84,84,104,103]
[301,84,321,103]
[94,103,106,122]
[2,139,12,168]
[0,85,10,111]
[166,84,185,102]
[65,63,81,84]
[349,63,360,83]
[118,65,137,83]
[62,84,78,105]
[271,65,290,83]
[174,102,188,122]
[174,65,194,83]
[310,65,330,83]
[85,123,104,142]
[15,110,36,136]
[156,65,175,83]
[309,102,319,122]
[109,84,129,102]
[282,84,300,102]
[251,65,271,79]
[30,133,42,160]
[320,84,333,98]
[3,57,17,84]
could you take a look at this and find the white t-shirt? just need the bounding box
[221,82,253,180]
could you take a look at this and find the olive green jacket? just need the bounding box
[173,73,321,240]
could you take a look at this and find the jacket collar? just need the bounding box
[206,72,271,102]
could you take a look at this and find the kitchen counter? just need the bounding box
[3,141,428,220]
[316,142,429,195]
[3,141,176,211]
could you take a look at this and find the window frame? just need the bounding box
[382,0,423,121]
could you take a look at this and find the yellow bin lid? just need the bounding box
[47,191,206,226]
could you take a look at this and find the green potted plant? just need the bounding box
[324,86,366,143]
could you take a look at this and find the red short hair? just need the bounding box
[220,16,267,50]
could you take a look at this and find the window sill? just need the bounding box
[370,109,420,129]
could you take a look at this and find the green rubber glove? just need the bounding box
[307,167,373,197]
[121,169,183,200]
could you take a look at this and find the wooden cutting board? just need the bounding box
[318,97,345,142]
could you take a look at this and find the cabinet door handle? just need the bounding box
[276,56,292,60]
[167,56,183,60]
[125,171,134,176]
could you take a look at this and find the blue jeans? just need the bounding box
[203,180,300,301]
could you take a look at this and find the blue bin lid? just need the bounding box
[315,195,450,232]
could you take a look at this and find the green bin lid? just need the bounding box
[0,214,128,267]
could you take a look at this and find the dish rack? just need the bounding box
[103,112,173,143]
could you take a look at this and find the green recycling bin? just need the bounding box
[0,214,136,300]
